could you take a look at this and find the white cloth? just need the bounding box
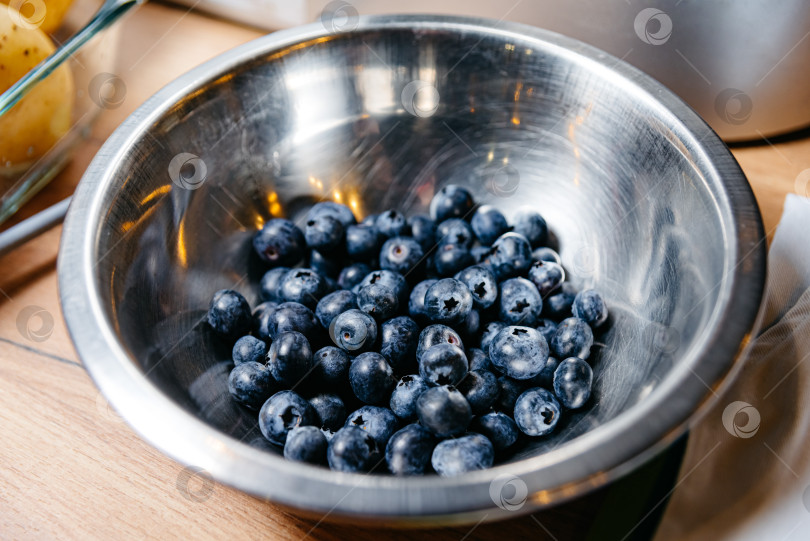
[655,194,810,541]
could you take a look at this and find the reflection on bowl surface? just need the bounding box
[59,15,765,523]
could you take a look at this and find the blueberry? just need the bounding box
[550,317,594,360]
[437,218,475,248]
[572,289,609,328]
[490,326,550,380]
[306,201,357,228]
[254,303,277,341]
[228,361,277,410]
[459,309,481,342]
[277,268,328,309]
[327,426,381,472]
[467,347,493,372]
[253,218,306,266]
[471,245,491,263]
[379,236,424,275]
[479,321,506,354]
[309,249,342,278]
[389,374,430,420]
[232,335,267,366]
[471,412,520,451]
[417,324,464,362]
[532,246,561,265]
[357,283,399,321]
[315,290,357,329]
[357,270,409,307]
[260,267,290,302]
[514,388,561,436]
[385,423,436,476]
[416,385,472,438]
[345,224,382,261]
[471,205,510,245]
[311,346,352,387]
[305,214,345,253]
[408,279,437,323]
[308,393,347,431]
[263,301,318,341]
[375,209,409,238]
[349,352,396,404]
[431,433,494,477]
[454,265,498,309]
[429,184,475,223]
[259,390,318,446]
[528,260,566,297]
[512,208,548,247]
[419,343,469,386]
[380,316,420,374]
[424,278,473,325]
[345,405,400,447]
[283,426,328,465]
[408,214,437,251]
[544,282,577,320]
[498,277,543,326]
[494,376,528,412]
[484,232,533,280]
[329,309,377,353]
[266,331,313,386]
[535,319,558,343]
[456,369,499,414]
[207,289,252,340]
[337,262,371,290]
[531,356,560,388]
[433,244,475,277]
[553,357,593,409]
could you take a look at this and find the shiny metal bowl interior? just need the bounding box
[58,16,766,523]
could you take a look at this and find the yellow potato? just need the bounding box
[0,0,75,34]
[0,6,73,167]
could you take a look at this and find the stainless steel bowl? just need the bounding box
[58,15,766,524]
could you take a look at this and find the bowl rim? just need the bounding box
[58,14,766,523]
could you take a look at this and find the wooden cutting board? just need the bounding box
[1,2,809,539]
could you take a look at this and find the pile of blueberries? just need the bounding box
[206,185,608,476]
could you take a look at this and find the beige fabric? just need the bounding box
[656,195,810,541]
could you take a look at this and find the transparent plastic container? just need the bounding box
[0,0,139,225]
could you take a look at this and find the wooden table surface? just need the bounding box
[2,3,809,540]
